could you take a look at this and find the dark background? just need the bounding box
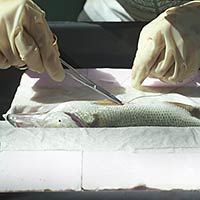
[1,191,200,200]
[34,0,86,21]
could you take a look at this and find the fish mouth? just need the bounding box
[7,114,29,127]
[6,113,44,128]
[6,114,17,127]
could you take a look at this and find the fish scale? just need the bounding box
[72,102,200,127]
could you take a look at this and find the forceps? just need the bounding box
[60,58,123,105]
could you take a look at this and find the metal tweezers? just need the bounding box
[60,58,123,105]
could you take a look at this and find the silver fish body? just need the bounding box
[6,101,200,128]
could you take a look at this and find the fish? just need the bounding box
[6,100,200,128]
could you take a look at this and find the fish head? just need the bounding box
[41,112,81,128]
[6,111,86,128]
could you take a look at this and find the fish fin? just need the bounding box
[167,102,200,119]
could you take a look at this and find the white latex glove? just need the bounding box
[132,1,200,88]
[0,0,65,81]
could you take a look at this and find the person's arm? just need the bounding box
[0,0,65,81]
[132,0,200,88]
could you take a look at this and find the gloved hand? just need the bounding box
[132,1,200,88]
[0,0,65,81]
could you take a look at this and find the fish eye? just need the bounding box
[58,119,62,123]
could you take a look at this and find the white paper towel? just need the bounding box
[1,68,200,191]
